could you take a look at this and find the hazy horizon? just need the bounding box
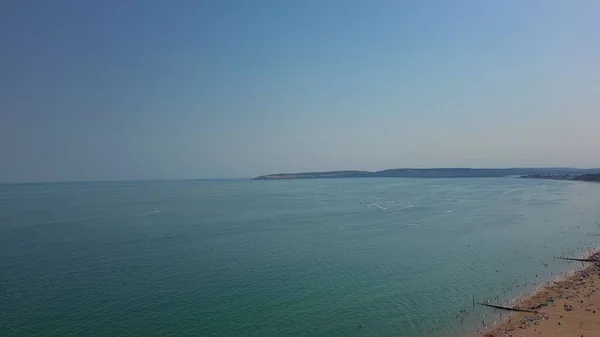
[1,166,599,184]
[2,1,600,183]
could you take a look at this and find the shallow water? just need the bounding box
[1,178,600,336]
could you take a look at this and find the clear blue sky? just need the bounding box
[1,1,599,182]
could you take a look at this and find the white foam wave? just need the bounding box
[398,204,415,210]
[140,210,160,216]
[369,203,387,210]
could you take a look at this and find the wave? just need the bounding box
[369,203,387,210]
[400,223,422,228]
[398,204,415,210]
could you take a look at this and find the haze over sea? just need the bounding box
[2,178,600,337]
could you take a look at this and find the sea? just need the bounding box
[2,178,600,337]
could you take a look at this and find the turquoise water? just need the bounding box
[2,178,600,337]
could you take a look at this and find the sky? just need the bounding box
[1,0,600,182]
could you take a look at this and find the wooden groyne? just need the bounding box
[477,302,536,313]
[557,257,600,263]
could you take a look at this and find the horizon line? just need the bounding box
[3,166,600,184]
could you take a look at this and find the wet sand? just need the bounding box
[481,252,600,337]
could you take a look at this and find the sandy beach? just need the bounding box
[480,252,600,337]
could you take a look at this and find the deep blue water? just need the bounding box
[2,178,600,336]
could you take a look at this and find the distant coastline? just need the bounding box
[254,168,600,180]
[520,172,600,182]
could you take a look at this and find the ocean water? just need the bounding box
[2,178,600,337]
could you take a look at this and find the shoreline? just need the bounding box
[476,251,600,337]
